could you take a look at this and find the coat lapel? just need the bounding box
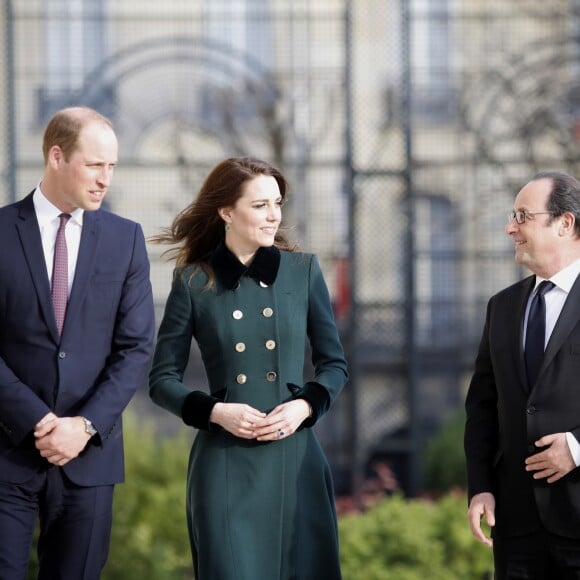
[61,210,100,336]
[541,273,580,375]
[15,194,60,342]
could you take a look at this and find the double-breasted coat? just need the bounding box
[149,243,348,580]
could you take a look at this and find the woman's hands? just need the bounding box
[254,399,311,442]
[210,399,312,441]
[210,403,266,439]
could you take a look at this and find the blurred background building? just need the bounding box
[2,0,580,497]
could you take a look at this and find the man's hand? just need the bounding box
[467,492,495,547]
[34,412,58,437]
[35,416,91,466]
[525,432,575,483]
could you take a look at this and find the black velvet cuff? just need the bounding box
[287,381,330,429]
[181,391,221,432]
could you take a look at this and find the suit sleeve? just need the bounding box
[464,299,500,500]
[0,360,52,445]
[77,223,155,439]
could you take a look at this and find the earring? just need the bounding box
[225,224,231,232]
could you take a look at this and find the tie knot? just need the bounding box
[59,213,71,225]
[536,280,555,297]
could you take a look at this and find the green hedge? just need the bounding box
[26,410,492,579]
[339,493,493,580]
[423,408,467,493]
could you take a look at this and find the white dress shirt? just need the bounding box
[33,186,83,296]
[525,259,580,465]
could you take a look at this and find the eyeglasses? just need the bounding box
[507,210,554,224]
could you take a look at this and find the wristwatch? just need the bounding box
[81,416,97,437]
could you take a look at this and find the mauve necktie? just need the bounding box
[524,280,555,387]
[51,213,71,335]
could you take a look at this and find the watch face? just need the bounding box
[83,418,97,436]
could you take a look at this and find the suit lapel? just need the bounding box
[541,273,580,375]
[61,210,101,336]
[15,194,60,342]
[513,276,535,393]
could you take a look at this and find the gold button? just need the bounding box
[235,342,246,352]
[266,371,277,382]
[233,310,243,320]
[262,307,273,318]
[259,281,268,288]
[265,340,276,350]
[236,374,247,384]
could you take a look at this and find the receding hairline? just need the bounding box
[42,106,115,163]
[56,106,114,128]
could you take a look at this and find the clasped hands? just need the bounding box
[34,412,92,466]
[468,432,576,547]
[210,399,312,441]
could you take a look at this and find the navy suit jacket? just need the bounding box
[0,192,155,486]
[465,273,580,538]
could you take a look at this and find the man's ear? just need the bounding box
[48,145,64,169]
[560,212,576,236]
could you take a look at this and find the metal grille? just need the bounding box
[3,0,580,496]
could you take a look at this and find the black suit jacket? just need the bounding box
[465,273,580,538]
[0,193,155,486]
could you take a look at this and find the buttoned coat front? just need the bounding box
[150,246,348,580]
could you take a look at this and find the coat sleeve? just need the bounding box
[464,298,500,501]
[149,268,220,430]
[296,255,348,426]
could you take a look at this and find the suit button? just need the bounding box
[235,342,246,352]
[233,310,243,320]
[528,445,536,454]
[236,374,247,384]
[526,406,537,414]
[262,307,273,318]
[266,371,277,382]
[58,352,66,359]
[265,340,276,350]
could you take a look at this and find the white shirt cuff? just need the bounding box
[566,432,580,467]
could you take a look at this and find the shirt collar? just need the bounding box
[210,241,281,290]
[534,259,580,294]
[33,186,84,227]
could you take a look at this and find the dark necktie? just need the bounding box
[51,213,71,335]
[524,280,555,387]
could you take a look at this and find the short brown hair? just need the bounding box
[42,107,114,164]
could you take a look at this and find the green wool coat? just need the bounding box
[149,244,348,580]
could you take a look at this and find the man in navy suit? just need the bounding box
[465,171,580,578]
[0,107,155,579]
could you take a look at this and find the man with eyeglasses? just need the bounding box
[465,171,580,578]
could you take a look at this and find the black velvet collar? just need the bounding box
[210,242,281,290]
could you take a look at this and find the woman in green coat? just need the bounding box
[149,157,348,580]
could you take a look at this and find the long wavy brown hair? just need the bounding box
[150,157,295,282]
